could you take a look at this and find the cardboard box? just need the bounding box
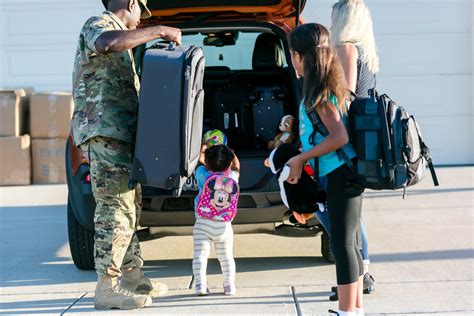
[0,89,29,136]
[32,138,67,184]
[0,135,31,186]
[30,92,73,139]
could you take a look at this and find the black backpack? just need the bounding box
[307,89,439,193]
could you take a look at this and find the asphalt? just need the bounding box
[0,166,473,315]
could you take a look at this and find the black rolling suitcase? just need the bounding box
[131,44,205,195]
[251,86,286,144]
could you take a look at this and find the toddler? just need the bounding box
[193,141,240,296]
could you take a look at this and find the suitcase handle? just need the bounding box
[167,42,176,51]
[149,42,176,50]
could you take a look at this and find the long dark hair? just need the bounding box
[288,23,348,113]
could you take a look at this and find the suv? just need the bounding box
[66,0,333,270]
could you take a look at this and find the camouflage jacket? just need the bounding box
[72,11,140,146]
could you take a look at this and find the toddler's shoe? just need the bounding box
[195,284,210,296]
[224,284,236,296]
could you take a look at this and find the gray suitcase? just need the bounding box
[131,44,205,195]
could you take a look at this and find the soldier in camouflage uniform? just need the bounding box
[71,0,181,310]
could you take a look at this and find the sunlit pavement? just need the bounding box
[0,167,473,315]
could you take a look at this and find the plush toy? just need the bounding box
[203,129,228,147]
[266,143,326,223]
[268,115,297,150]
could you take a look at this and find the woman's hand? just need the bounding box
[286,155,305,184]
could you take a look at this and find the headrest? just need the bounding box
[252,33,284,70]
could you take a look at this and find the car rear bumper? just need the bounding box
[140,192,287,227]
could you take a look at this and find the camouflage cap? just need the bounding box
[102,0,151,19]
[138,0,152,19]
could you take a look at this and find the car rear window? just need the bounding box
[146,31,287,70]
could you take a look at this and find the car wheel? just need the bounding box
[321,230,335,263]
[67,198,95,270]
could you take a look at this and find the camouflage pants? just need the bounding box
[81,136,143,277]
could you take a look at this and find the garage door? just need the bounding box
[0,0,102,91]
[303,0,473,165]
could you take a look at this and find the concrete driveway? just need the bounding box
[0,167,473,315]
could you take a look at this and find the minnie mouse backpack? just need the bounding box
[196,173,239,222]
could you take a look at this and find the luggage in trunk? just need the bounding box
[131,44,205,195]
[251,86,286,145]
[212,84,253,149]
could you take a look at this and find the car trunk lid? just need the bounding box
[142,0,306,29]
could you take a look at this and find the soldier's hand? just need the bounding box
[160,26,182,45]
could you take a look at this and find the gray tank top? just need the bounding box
[355,45,376,98]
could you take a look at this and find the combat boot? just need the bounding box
[94,275,152,310]
[121,267,168,297]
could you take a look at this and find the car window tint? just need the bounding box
[184,32,257,70]
[146,32,287,70]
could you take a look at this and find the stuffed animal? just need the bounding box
[268,115,297,150]
[266,143,326,223]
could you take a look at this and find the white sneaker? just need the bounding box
[195,284,210,296]
[224,284,236,296]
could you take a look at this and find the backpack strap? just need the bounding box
[377,93,395,178]
[305,106,355,176]
[415,128,440,187]
[306,108,323,178]
[422,146,439,187]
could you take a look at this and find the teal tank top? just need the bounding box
[298,95,356,177]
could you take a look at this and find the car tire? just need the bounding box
[67,198,95,270]
[321,230,335,263]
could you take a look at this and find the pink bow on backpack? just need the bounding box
[214,177,234,194]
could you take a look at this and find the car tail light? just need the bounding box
[80,151,89,165]
[85,174,91,183]
[69,134,90,176]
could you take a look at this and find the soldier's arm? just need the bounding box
[95,25,181,54]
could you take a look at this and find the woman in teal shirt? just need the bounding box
[286,23,365,316]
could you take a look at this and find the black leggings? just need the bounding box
[327,164,364,285]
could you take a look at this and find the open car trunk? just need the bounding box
[201,66,298,189]
[131,28,299,197]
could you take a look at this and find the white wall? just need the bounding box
[0,0,102,91]
[303,0,473,165]
[0,0,472,164]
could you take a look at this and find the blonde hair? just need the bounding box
[331,0,380,74]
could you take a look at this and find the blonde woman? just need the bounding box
[331,0,379,97]
[328,0,379,311]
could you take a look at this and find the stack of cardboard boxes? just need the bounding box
[29,93,74,184]
[0,89,32,186]
[0,90,73,186]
